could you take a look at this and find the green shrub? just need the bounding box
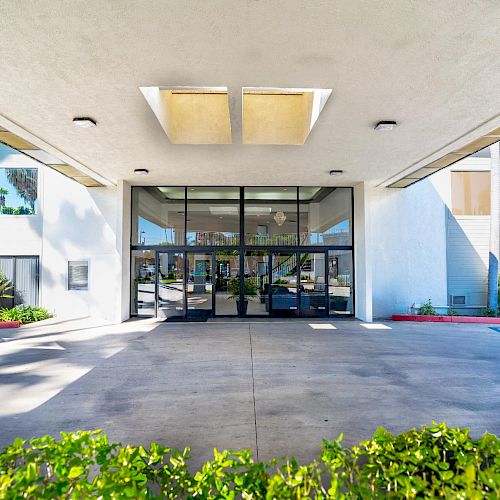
[418,298,436,316]
[0,305,51,325]
[481,307,500,318]
[0,423,498,498]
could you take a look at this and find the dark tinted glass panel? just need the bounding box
[215,251,240,316]
[299,187,352,245]
[131,187,185,245]
[187,187,239,245]
[131,250,156,316]
[328,250,353,316]
[300,252,326,317]
[270,252,298,316]
[244,251,269,316]
[158,252,184,318]
[245,187,297,245]
[187,252,213,317]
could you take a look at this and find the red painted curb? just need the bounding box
[391,314,500,324]
[0,321,20,329]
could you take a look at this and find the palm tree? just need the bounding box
[0,272,13,300]
[0,187,7,208]
[5,168,37,211]
[487,142,499,311]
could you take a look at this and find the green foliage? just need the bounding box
[418,298,436,316]
[481,307,499,317]
[0,305,50,325]
[0,273,13,300]
[0,206,34,215]
[0,423,498,499]
[226,276,258,300]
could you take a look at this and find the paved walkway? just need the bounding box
[1,318,499,467]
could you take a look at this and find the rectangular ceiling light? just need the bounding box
[209,206,239,215]
[140,86,232,144]
[388,129,499,189]
[242,87,332,145]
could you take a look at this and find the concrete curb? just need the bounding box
[392,314,500,324]
[0,321,20,329]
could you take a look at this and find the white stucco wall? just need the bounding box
[39,167,122,322]
[369,173,449,318]
[0,155,125,323]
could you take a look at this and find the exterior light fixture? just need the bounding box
[134,168,149,175]
[329,170,343,176]
[73,117,97,128]
[274,211,287,226]
[374,121,397,131]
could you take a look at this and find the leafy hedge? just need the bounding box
[0,305,51,325]
[0,423,498,498]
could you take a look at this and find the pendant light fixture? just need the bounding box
[274,211,287,226]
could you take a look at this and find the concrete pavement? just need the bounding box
[0,318,499,468]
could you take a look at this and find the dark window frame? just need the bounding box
[130,186,354,319]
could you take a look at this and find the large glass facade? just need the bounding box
[131,186,354,319]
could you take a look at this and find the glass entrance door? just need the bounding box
[299,252,327,317]
[157,252,185,319]
[187,252,213,318]
[270,252,298,317]
[215,251,240,316]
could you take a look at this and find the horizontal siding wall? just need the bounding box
[446,213,490,306]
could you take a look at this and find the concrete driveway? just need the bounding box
[0,318,499,467]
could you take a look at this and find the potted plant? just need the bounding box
[227,276,257,315]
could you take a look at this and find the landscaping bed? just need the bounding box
[392,314,500,324]
[0,423,498,498]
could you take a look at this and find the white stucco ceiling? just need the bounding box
[0,0,499,187]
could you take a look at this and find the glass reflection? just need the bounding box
[299,187,352,245]
[187,187,240,245]
[132,187,185,245]
[131,250,156,316]
[245,187,297,245]
[328,250,353,315]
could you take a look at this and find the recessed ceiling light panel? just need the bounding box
[242,87,332,145]
[134,168,149,175]
[140,86,232,144]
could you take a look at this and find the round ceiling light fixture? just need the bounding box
[134,168,149,175]
[329,170,343,176]
[73,117,97,128]
[374,120,397,131]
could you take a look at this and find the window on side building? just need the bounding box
[451,171,491,216]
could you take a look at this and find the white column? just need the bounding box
[117,180,131,322]
[353,182,373,322]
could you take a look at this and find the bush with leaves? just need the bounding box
[418,298,437,316]
[0,423,498,498]
[0,305,50,325]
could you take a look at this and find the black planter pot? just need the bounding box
[236,299,249,315]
